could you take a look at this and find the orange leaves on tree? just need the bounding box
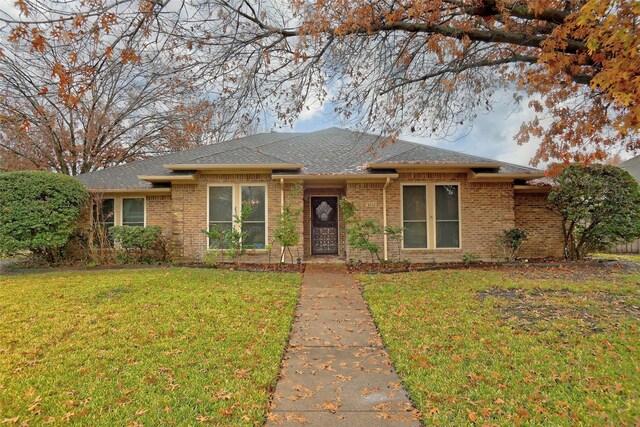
[14,0,29,16]
[121,48,140,64]
[31,28,46,53]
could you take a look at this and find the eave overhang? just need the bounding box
[87,188,172,195]
[367,161,505,170]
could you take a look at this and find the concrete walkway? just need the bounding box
[267,264,420,426]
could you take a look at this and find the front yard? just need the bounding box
[361,267,640,426]
[0,268,300,425]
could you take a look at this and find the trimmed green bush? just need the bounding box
[0,171,88,262]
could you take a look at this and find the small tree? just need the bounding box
[274,202,302,265]
[497,228,528,262]
[548,164,640,260]
[0,171,88,263]
[339,197,382,263]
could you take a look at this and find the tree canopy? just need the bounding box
[548,164,640,259]
[1,0,638,166]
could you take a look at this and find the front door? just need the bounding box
[311,196,339,255]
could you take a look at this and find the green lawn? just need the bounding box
[590,252,640,263]
[360,269,640,426]
[0,268,301,425]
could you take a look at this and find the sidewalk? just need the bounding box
[267,264,420,426]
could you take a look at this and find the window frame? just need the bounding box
[121,197,146,227]
[400,182,461,250]
[206,183,268,250]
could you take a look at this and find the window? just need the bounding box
[241,186,266,248]
[208,184,267,249]
[402,183,461,249]
[402,185,428,248]
[208,186,234,248]
[122,198,145,227]
[94,198,115,229]
[435,185,460,248]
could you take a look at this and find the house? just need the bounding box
[77,127,564,262]
[620,155,640,182]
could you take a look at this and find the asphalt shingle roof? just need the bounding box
[77,127,541,189]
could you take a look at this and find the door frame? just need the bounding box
[310,195,340,255]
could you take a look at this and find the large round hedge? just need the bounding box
[0,171,88,260]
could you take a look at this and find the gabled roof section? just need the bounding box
[76,127,543,189]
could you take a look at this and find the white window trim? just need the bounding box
[121,197,147,227]
[400,182,462,250]
[206,183,269,251]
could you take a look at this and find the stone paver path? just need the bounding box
[267,264,420,426]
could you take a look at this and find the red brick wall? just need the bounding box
[514,192,564,258]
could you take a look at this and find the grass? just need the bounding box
[360,269,640,426]
[590,252,640,263]
[0,268,301,425]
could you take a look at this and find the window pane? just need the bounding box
[208,222,232,249]
[403,186,427,221]
[242,186,266,222]
[436,185,459,221]
[436,222,460,248]
[403,222,427,248]
[209,186,233,222]
[243,223,266,249]
[123,198,144,226]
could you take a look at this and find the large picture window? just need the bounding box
[402,183,461,249]
[208,184,267,249]
[122,198,145,227]
[402,185,428,248]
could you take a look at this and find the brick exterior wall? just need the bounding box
[146,195,172,237]
[98,173,564,263]
[171,173,304,262]
[514,191,564,258]
[347,173,516,262]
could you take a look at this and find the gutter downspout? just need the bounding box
[280,178,285,263]
[383,177,391,261]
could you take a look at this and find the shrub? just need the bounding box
[340,197,382,263]
[0,171,88,263]
[204,203,252,263]
[274,203,302,264]
[548,164,640,260]
[109,226,169,264]
[462,252,480,264]
[497,228,528,262]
